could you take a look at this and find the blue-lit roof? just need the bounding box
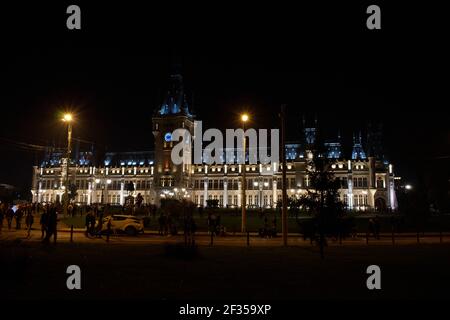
[103,151,154,167]
[158,73,192,117]
[41,151,94,167]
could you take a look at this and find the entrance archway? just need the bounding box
[375,197,387,212]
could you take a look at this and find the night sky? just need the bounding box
[0,2,448,195]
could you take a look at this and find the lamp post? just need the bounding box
[241,113,249,232]
[62,113,73,217]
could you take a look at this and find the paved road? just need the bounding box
[1,227,449,246]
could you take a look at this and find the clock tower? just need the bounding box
[152,67,194,201]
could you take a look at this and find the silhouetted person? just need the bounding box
[207,213,217,235]
[85,211,96,236]
[89,214,96,235]
[185,215,197,246]
[85,211,92,235]
[44,206,57,244]
[96,212,104,237]
[6,206,14,230]
[25,211,34,237]
[15,207,23,230]
[40,208,49,239]
[168,215,177,235]
[158,214,165,235]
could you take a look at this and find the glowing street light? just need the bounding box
[405,184,412,190]
[62,113,73,122]
[240,113,249,232]
[62,112,74,217]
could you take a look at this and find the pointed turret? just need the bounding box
[156,64,192,117]
[352,131,367,160]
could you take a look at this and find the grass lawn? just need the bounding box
[60,212,450,234]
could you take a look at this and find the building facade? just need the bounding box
[31,71,397,211]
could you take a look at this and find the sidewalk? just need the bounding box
[53,226,450,239]
[2,227,450,247]
[4,220,449,241]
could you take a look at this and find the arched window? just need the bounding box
[376,178,384,189]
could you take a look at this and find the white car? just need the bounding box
[102,215,144,235]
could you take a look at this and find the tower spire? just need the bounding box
[352,130,367,160]
[156,60,192,117]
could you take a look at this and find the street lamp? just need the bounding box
[62,113,73,217]
[241,113,249,232]
[62,113,73,122]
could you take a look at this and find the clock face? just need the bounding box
[164,132,172,142]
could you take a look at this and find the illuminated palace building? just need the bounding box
[31,71,397,211]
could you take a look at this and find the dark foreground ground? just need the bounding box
[1,241,450,300]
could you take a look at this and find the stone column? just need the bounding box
[120,181,125,205]
[238,180,242,207]
[223,179,228,207]
[203,178,208,207]
[272,178,277,208]
[347,160,353,209]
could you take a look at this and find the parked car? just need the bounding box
[102,215,144,235]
